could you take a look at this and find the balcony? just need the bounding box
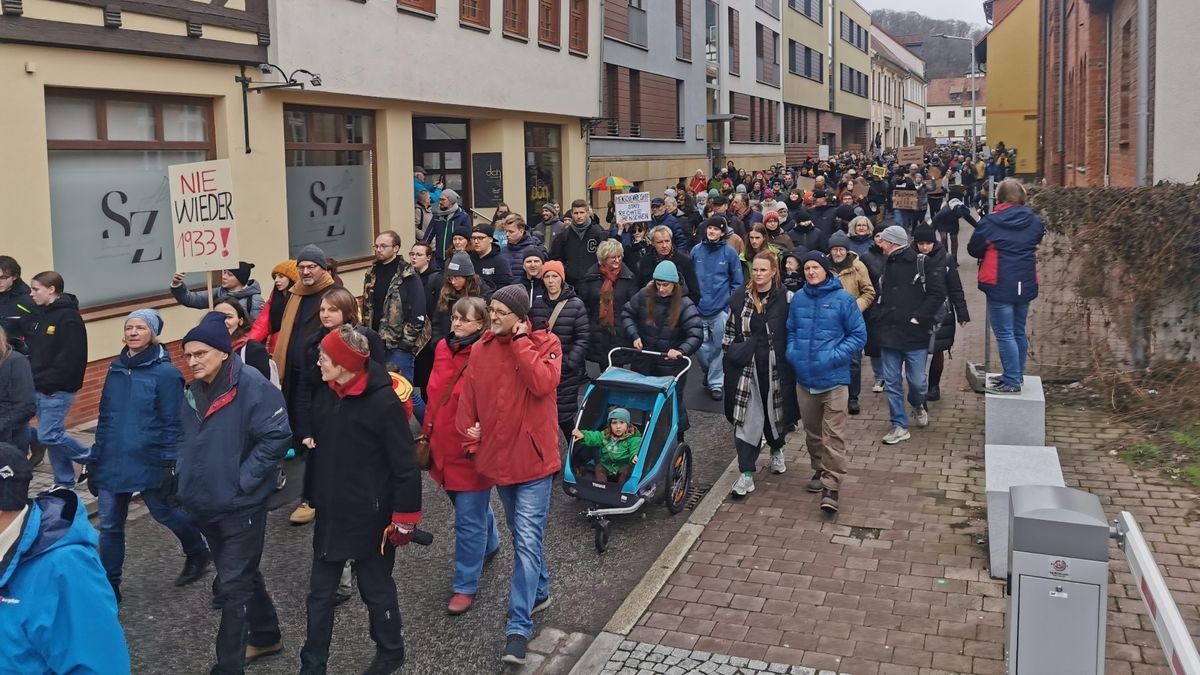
[628,6,648,48]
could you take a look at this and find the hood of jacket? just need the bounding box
[0,491,93,588]
[0,278,31,300]
[226,280,262,299]
[988,203,1040,232]
[40,293,80,316]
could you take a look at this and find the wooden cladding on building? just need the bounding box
[0,0,269,63]
[730,91,779,144]
[599,64,681,140]
[603,0,628,42]
[728,7,740,76]
[676,0,690,60]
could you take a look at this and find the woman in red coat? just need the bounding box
[421,295,499,616]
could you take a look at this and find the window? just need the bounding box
[503,0,528,37]
[755,0,779,18]
[525,123,561,230]
[538,0,560,46]
[729,92,778,144]
[981,109,986,117]
[461,0,489,28]
[46,91,214,308]
[397,0,436,14]
[595,66,681,140]
[789,0,821,24]
[284,107,377,264]
[926,111,931,119]
[948,110,956,118]
[964,109,971,118]
[839,64,867,98]
[675,0,691,60]
[949,130,956,138]
[755,23,779,87]
[839,12,868,53]
[728,8,740,76]
[787,40,822,82]
[569,0,588,54]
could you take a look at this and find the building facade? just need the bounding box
[977,0,1039,176]
[590,0,708,195]
[925,75,987,142]
[870,26,926,151]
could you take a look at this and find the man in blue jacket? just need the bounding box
[967,179,1045,394]
[785,253,866,513]
[176,312,292,674]
[691,217,744,400]
[0,443,130,674]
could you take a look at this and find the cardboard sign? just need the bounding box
[871,165,888,178]
[818,144,830,161]
[892,189,919,211]
[613,191,651,224]
[897,146,925,165]
[169,159,238,273]
[852,177,870,199]
[796,176,816,192]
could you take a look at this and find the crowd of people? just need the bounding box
[0,145,1045,674]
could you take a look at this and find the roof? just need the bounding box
[893,33,924,46]
[927,76,987,106]
[991,0,1024,28]
[872,41,909,73]
[870,25,927,79]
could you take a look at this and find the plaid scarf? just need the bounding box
[723,292,783,428]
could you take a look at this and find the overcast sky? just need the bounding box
[855,0,987,27]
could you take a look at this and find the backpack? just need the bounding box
[239,343,280,388]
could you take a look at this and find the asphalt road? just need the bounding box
[115,369,735,674]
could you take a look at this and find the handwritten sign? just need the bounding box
[892,189,919,211]
[614,191,651,224]
[852,177,870,199]
[169,159,238,273]
[796,176,816,192]
[871,165,888,178]
[897,146,925,165]
[818,144,830,161]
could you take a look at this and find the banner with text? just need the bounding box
[614,191,651,224]
[169,159,238,273]
[897,146,925,165]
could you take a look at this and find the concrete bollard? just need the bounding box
[984,374,1046,447]
[984,444,1065,579]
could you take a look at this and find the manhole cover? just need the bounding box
[848,526,883,541]
[685,483,712,510]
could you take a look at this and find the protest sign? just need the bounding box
[818,144,830,161]
[871,165,888,178]
[897,146,925,165]
[892,189,919,211]
[614,191,651,224]
[169,159,238,273]
[852,177,869,199]
[796,176,816,192]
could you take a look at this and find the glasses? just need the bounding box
[374,243,397,250]
[470,234,490,241]
[297,263,321,272]
[451,315,482,325]
[488,306,513,318]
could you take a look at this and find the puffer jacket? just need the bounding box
[691,239,744,317]
[92,345,184,494]
[924,242,971,352]
[830,252,877,313]
[530,285,590,427]
[456,329,563,486]
[785,276,867,391]
[967,202,1045,304]
[872,246,949,352]
[579,263,639,363]
[0,278,33,354]
[620,285,704,356]
[0,350,35,446]
[423,335,493,492]
[502,234,548,281]
[171,280,265,322]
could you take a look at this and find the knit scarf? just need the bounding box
[271,273,336,382]
[327,369,368,399]
[598,263,622,333]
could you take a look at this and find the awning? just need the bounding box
[707,114,749,123]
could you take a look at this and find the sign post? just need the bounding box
[169,159,239,308]
[613,191,651,225]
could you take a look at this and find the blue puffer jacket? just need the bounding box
[0,491,130,674]
[501,234,548,281]
[176,356,291,516]
[691,239,744,318]
[91,345,184,494]
[786,276,867,390]
[967,203,1045,304]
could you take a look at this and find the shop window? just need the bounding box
[45,91,213,309]
[525,123,562,239]
[284,106,377,264]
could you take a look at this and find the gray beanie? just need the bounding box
[441,189,461,205]
[125,308,164,336]
[880,225,909,246]
[490,284,530,321]
[735,184,748,194]
[828,232,853,251]
[445,251,475,276]
[297,244,329,270]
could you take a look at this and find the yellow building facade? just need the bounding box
[981,0,1040,176]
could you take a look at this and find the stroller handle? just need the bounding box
[606,347,693,382]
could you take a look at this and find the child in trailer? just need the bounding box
[571,407,642,484]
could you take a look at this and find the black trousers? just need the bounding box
[300,547,404,669]
[196,506,280,675]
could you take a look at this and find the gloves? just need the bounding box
[380,513,420,553]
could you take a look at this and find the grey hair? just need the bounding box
[849,215,873,233]
[648,225,674,242]
[452,296,488,324]
[596,238,624,263]
[996,178,1028,205]
[335,324,369,357]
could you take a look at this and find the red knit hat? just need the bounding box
[320,329,368,371]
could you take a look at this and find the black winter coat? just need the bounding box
[722,287,798,428]
[872,246,949,352]
[26,294,87,394]
[580,263,639,363]
[620,285,704,357]
[788,224,829,255]
[0,279,33,354]
[471,247,514,293]
[308,361,422,562]
[924,243,971,352]
[550,223,608,288]
[636,251,702,307]
[0,350,36,446]
[530,285,590,426]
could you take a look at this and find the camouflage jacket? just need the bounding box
[362,261,429,353]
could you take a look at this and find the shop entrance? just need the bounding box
[414,118,470,206]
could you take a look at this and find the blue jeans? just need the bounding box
[879,348,929,429]
[496,475,553,639]
[987,299,1030,387]
[98,488,208,586]
[387,349,426,421]
[447,488,501,595]
[696,310,728,391]
[36,391,92,487]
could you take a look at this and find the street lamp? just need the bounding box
[932,33,978,162]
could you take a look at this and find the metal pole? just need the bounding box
[971,46,977,163]
[1135,0,1150,186]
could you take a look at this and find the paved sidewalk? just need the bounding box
[591,234,1200,674]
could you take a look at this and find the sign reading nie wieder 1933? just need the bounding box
[169,159,239,273]
[472,152,504,208]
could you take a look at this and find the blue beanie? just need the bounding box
[652,260,680,284]
[801,251,831,276]
[182,312,232,354]
[608,407,631,424]
[125,308,164,336]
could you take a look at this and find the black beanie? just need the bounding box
[914,226,937,244]
[230,261,254,286]
[182,312,233,354]
[0,442,32,511]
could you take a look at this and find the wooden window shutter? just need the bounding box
[569,0,588,53]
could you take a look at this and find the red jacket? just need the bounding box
[247,293,280,354]
[456,326,563,486]
[422,338,493,492]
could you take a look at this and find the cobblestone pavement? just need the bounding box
[602,641,847,675]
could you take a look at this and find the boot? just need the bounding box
[362,650,405,675]
[926,385,941,402]
[175,551,211,587]
[290,501,316,525]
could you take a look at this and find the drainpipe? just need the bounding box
[1135,0,1150,186]
[1103,11,1111,186]
[1056,0,1065,184]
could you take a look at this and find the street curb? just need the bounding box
[568,456,741,675]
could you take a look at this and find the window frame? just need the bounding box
[788,0,821,25]
[460,0,490,30]
[538,0,560,48]
[728,7,740,77]
[787,39,822,83]
[568,0,588,55]
[397,0,437,17]
[503,0,529,39]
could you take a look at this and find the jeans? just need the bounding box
[848,350,863,401]
[301,548,403,669]
[879,348,929,429]
[495,475,553,639]
[387,349,426,421]
[870,356,883,383]
[447,488,501,595]
[98,488,207,587]
[196,506,280,675]
[696,310,728,392]
[795,386,849,490]
[987,299,1030,388]
[35,391,92,488]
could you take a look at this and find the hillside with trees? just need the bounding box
[871,9,987,80]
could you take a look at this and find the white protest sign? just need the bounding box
[169,159,239,273]
[614,191,651,224]
[818,144,830,160]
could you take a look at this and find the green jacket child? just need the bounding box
[573,407,642,479]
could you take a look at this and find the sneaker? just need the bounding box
[709,388,723,401]
[769,452,787,474]
[447,593,474,615]
[731,474,755,497]
[362,651,405,675]
[502,634,528,665]
[847,398,860,415]
[174,551,210,587]
[987,382,1022,394]
[882,427,911,445]
[820,489,840,513]
[289,501,316,525]
[913,406,929,427]
[532,594,552,615]
[926,385,941,402]
[806,471,824,493]
[872,380,885,393]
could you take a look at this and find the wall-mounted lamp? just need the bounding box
[234,63,322,154]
